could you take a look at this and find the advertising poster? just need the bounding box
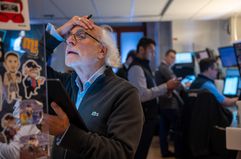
[0,25,49,159]
[0,0,30,30]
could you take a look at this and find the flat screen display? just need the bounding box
[175,52,193,64]
[196,50,209,61]
[223,76,239,96]
[233,42,241,76]
[218,46,237,67]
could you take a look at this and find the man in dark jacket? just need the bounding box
[155,49,180,157]
[128,37,180,159]
[42,16,144,159]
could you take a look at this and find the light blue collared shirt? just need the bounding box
[201,81,225,104]
[46,23,65,42]
[75,65,106,109]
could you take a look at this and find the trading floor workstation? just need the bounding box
[172,42,241,158]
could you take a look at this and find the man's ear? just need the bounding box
[98,45,107,59]
[207,67,212,74]
[139,46,145,54]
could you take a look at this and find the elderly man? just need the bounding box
[43,16,143,159]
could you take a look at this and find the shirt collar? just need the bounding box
[124,63,129,69]
[198,74,215,84]
[161,60,172,68]
[161,60,168,65]
[75,65,106,91]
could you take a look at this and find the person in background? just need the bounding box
[190,58,238,107]
[116,50,136,80]
[155,49,181,157]
[128,37,180,159]
[42,16,144,159]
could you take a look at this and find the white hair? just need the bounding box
[100,26,121,68]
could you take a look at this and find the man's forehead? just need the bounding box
[169,52,176,57]
[147,44,155,50]
[147,43,155,48]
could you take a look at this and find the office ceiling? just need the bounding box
[29,0,241,24]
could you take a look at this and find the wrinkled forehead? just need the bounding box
[71,24,103,39]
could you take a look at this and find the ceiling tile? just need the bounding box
[94,0,131,17]
[29,0,45,18]
[49,0,96,18]
[194,0,241,20]
[134,0,167,16]
[28,0,241,23]
[162,0,211,20]
[29,0,96,19]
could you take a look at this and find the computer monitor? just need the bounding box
[233,42,241,76]
[218,46,237,67]
[175,52,193,64]
[223,76,239,97]
[196,50,209,61]
[226,68,240,77]
[234,42,241,57]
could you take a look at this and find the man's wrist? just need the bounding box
[56,124,70,145]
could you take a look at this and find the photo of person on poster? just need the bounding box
[3,51,22,103]
[22,60,45,99]
[0,75,2,111]
[0,100,42,159]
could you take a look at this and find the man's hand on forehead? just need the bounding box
[57,15,95,37]
[74,16,94,30]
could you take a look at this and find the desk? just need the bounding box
[226,127,241,150]
[226,107,241,159]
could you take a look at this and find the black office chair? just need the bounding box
[177,89,236,159]
[176,89,200,158]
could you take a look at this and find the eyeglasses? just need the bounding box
[65,29,102,45]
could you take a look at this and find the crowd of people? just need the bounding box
[41,15,239,159]
[0,15,237,159]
